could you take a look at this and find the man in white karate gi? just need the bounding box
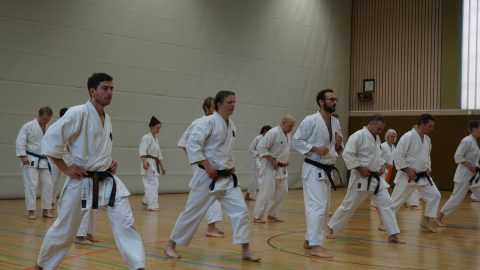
[34,73,145,270]
[292,89,343,258]
[164,90,260,262]
[16,106,54,220]
[390,114,441,232]
[326,114,405,244]
[253,116,295,223]
[178,96,225,238]
[245,125,272,201]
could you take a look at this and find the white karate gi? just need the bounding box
[178,115,224,225]
[253,126,291,220]
[292,112,342,247]
[76,209,97,237]
[246,135,262,199]
[36,101,145,270]
[371,142,395,207]
[390,128,441,218]
[139,132,163,209]
[170,112,250,245]
[441,135,480,215]
[328,127,400,236]
[16,119,53,211]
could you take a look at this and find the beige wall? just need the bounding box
[0,0,352,198]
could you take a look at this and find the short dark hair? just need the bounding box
[149,116,161,128]
[316,89,335,106]
[214,90,235,111]
[87,73,113,90]
[369,114,385,124]
[202,97,215,113]
[469,120,480,131]
[38,106,53,117]
[260,125,272,135]
[418,114,435,126]
[59,107,68,117]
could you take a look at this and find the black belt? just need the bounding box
[469,167,480,185]
[304,158,342,190]
[82,170,116,209]
[277,162,287,167]
[415,171,433,186]
[26,151,52,173]
[367,171,381,195]
[145,155,160,173]
[197,164,238,191]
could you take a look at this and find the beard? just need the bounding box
[324,104,336,114]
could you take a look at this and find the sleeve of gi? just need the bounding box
[186,117,211,164]
[342,132,361,170]
[15,123,28,156]
[454,138,469,164]
[292,117,314,155]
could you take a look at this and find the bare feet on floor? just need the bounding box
[267,215,283,222]
[434,218,448,227]
[241,250,261,262]
[388,234,406,244]
[206,231,225,238]
[253,218,266,224]
[27,211,36,220]
[303,240,311,249]
[164,242,181,259]
[421,219,437,233]
[86,233,100,242]
[75,237,93,245]
[310,245,333,258]
[378,223,386,231]
[326,227,336,239]
[42,209,54,218]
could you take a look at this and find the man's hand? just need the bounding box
[312,146,329,156]
[64,165,88,179]
[335,132,343,149]
[379,165,386,176]
[20,156,29,165]
[142,160,149,170]
[160,167,167,175]
[110,160,118,174]
[402,167,416,182]
[356,166,370,177]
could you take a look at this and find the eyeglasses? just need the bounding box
[322,98,338,102]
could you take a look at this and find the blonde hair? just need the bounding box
[384,129,397,141]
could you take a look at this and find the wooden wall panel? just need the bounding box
[350,0,442,111]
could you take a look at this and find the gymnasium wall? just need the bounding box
[0,0,352,198]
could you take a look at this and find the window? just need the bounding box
[462,0,480,109]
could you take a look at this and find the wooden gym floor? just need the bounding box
[0,189,479,270]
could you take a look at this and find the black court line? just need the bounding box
[266,231,439,270]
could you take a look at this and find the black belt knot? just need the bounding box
[367,171,381,195]
[415,171,433,186]
[198,164,238,191]
[469,166,480,185]
[26,151,52,173]
[83,170,116,209]
[304,158,342,190]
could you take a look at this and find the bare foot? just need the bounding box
[42,209,54,218]
[253,218,266,224]
[147,208,160,212]
[326,227,336,239]
[388,234,406,244]
[27,211,36,220]
[206,231,225,238]
[310,246,333,258]
[378,224,386,231]
[267,215,283,222]
[434,219,448,227]
[369,205,378,211]
[244,193,255,201]
[303,240,311,249]
[86,233,100,242]
[164,243,181,259]
[75,237,93,245]
[242,251,261,262]
[421,220,437,233]
[409,205,422,210]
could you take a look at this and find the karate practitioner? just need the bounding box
[326,115,405,244]
[164,90,260,262]
[178,96,225,238]
[292,89,343,258]
[34,73,145,270]
[16,106,54,220]
[370,129,397,210]
[253,116,294,223]
[436,120,480,226]
[389,114,441,233]
[139,116,166,211]
[245,125,272,201]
